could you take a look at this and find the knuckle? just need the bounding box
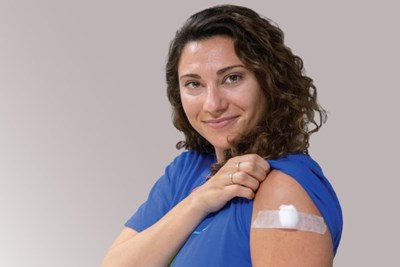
[231,185,242,195]
[265,162,271,171]
[248,161,256,171]
[248,154,258,161]
[227,157,238,164]
[243,188,255,199]
[235,171,244,181]
[253,180,260,189]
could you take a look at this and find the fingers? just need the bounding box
[228,154,270,183]
[234,160,267,183]
[229,171,260,192]
[227,184,255,200]
[220,154,271,197]
[195,154,270,212]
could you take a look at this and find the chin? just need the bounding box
[208,134,238,149]
[209,141,231,151]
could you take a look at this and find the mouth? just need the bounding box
[203,116,239,129]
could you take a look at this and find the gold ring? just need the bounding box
[230,173,235,184]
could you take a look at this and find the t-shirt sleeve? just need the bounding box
[124,158,180,232]
[267,154,343,255]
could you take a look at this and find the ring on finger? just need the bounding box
[230,172,235,185]
[236,161,241,172]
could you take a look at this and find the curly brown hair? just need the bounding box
[166,4,327,170]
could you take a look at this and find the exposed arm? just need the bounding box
[101,194,208,267]
[250,170,333,267]
[102,154,269,267]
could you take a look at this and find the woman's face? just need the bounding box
[178,36,266,160]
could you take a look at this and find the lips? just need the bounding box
[203,116,239,129]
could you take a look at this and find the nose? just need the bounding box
[203,85,228,115]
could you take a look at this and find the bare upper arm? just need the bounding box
[250,170,333,267]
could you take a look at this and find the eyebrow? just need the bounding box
[216,64,245,75]
[179,64,245,81]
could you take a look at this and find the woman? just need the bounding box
[102,5,343,267]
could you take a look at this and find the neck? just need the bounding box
[215,148,225,163]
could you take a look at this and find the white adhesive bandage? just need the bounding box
[252,204,327,234]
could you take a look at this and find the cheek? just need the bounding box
[243,89,267,120]
[254,94,268,121]
[180,94,199,120]
[250,84,267,106]
[234,90,264,111]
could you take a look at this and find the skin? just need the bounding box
[250,170,334,266]
[178,36,267,162]
[102,36,333,266]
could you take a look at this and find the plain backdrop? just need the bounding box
[1,0,398,266]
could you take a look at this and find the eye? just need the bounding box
[184,81,201,89]
[224,74,242,84]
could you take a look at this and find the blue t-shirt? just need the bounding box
[125,151,343,266]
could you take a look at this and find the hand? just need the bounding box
[190,154,271,214]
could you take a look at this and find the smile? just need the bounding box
[203,116,239,129]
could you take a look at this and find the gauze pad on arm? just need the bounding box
[252,204,327,234]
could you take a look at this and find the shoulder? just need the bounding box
[163,150,215,191]
[267,153,322,177]
[257,153,324,209]
[253,169,321,217]
[250,153,343,262]
[267,154,343,253]
[262,154,326,210]
[250,169,334,266]
[254,154,325,218]
[165,150,215,179]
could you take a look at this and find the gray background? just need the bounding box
[1,0,398,266]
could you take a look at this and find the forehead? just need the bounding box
[178,36,243,74]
